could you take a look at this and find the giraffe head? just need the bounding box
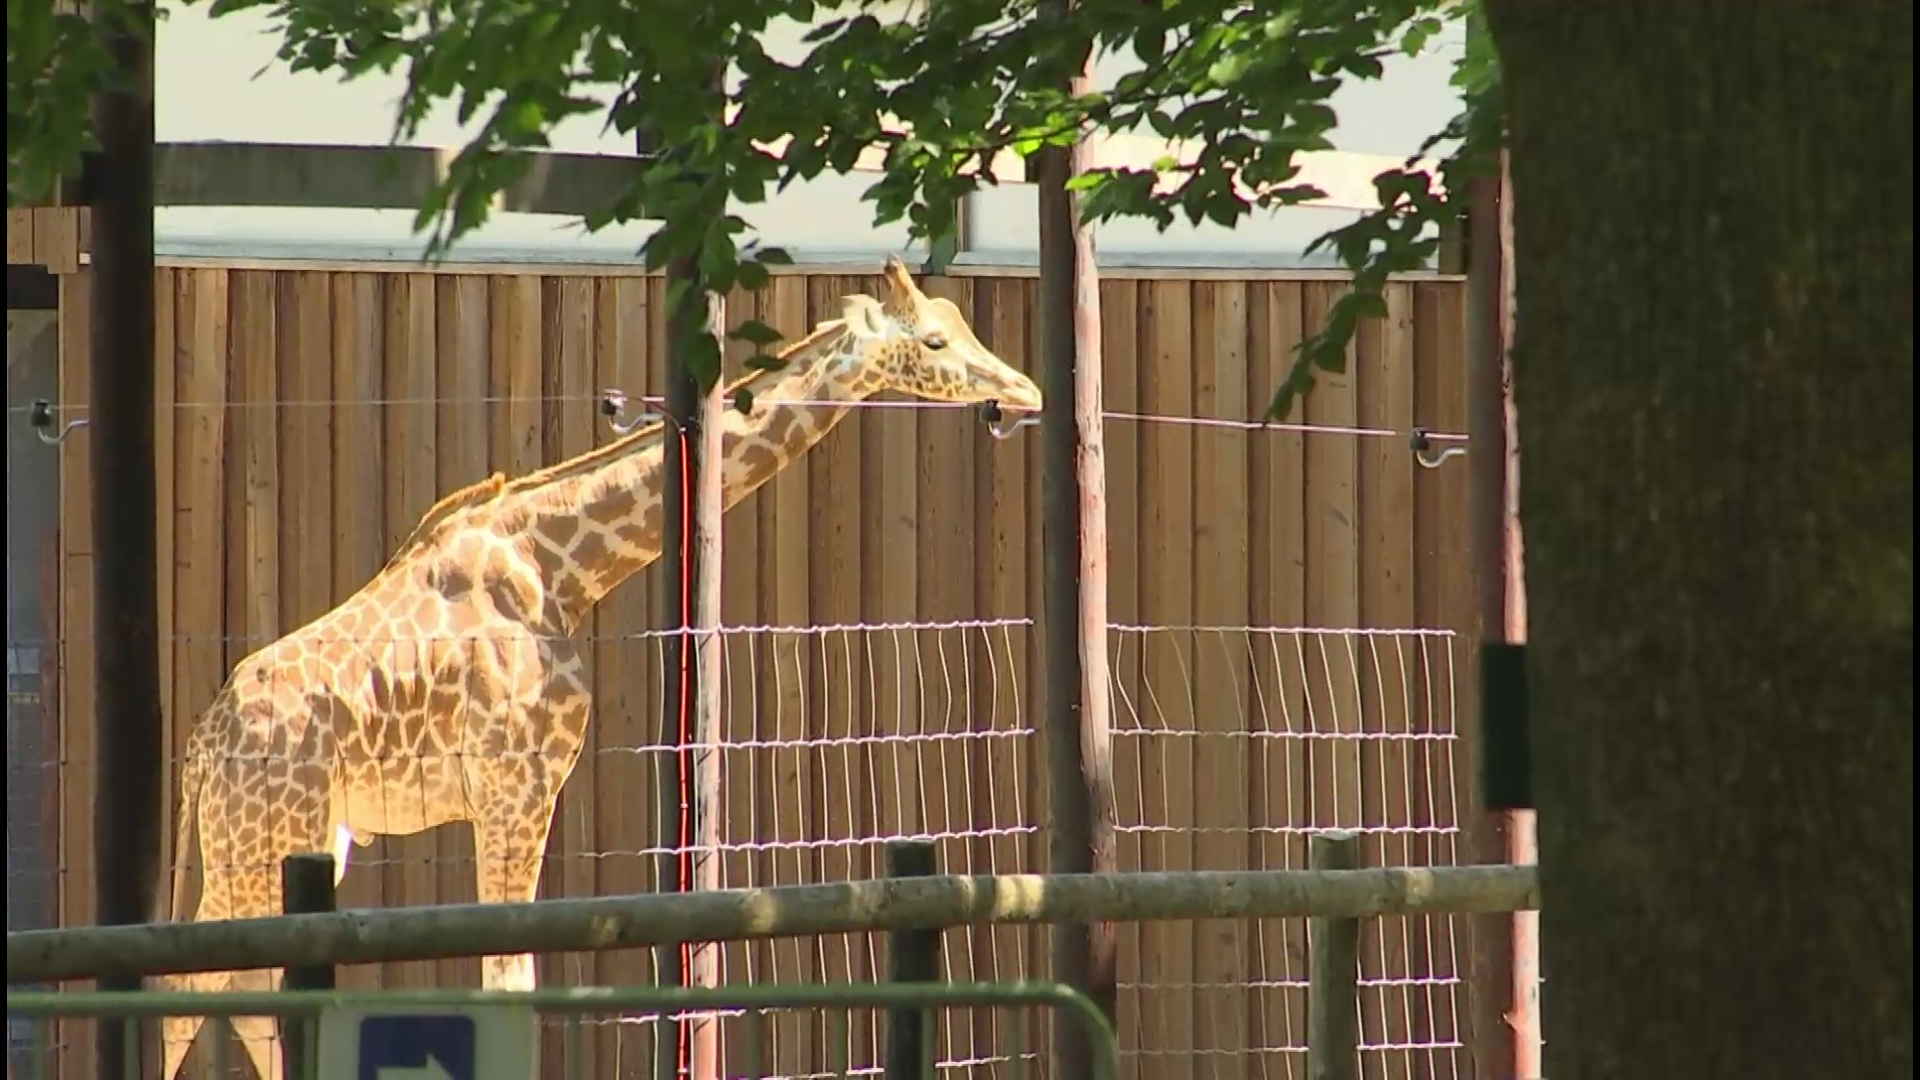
[839,256,1043,412]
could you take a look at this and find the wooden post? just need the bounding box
[678,277,727,1080]
[87,1,163,1076]
[1034,0,1119,1074]
[280,854,337,1080]
[1466,142,1540,1076]
[642,80,728,1080]
[883,840,941,1080]
[1307,832,1361,1080]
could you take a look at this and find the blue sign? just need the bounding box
[357,1014,478,1080]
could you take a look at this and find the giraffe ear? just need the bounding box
[843,295,888,338]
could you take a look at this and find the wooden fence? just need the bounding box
[31,263,1472,1079]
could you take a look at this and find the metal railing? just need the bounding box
[7,982,1118,1080]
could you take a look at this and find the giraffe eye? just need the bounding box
[923,332,949,351]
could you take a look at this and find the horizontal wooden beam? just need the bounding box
[136,138,1423,216]
[150,141,645,216]
[7,865,1538,985]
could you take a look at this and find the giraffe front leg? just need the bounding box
[471,809,556,993]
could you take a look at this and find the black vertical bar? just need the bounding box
[89,2,161,1077]
[280,854,337,1080]
[883,840,940,1080]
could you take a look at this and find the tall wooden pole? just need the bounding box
[1495,149,1541,1079]
[678,283,727,1080]
[1466,147,1539,1076]
[1035,1,1118,1072]
[88,1,163,1075]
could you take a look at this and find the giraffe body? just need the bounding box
[160,259,1041,1080]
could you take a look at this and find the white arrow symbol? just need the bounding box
[374,1057,454,1080]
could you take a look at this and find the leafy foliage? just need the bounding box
[7,0,1502,416]
[6,0,143,204]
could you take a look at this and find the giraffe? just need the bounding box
[158,257,1042,1080]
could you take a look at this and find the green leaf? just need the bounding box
[683,331,724,392]
[736,259,771,291]
[734,386,757,414]
[744,352,788,372]
[728,319,785,347]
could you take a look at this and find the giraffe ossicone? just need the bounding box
[159,255,1040,1080]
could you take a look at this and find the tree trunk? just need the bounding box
[1478,2,1912,1076]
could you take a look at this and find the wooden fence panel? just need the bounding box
[42,266,1472,1080]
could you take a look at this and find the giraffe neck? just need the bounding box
[447,323,883,634]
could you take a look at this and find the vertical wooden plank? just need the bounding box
[539,274,600,1072]
[6,208,33,263]
[590,275,656,1070]
[1249,281,1310,1069]
[1302,281,1364,830]
[169,270,231,1080]
[31,207,78,274]
[803,273,867,1066]
[171,270,230,915]
[1359,284,1420,1080]
[1096,278,1144,1080]
[717,282,765,1078]
[758,275,815,1078]
[217,270,283,1068]
[1138,278,1196,1080]
[913,273,978,1070]
[492,283,545,1048]
[497,275,560,1080]
[972,275,1033,1074]
[277,272,334,632]
[223,271,280,676]
[493,276,545,476]
[1302,280,1365,1078]
[152,272,182,1079]
[859,270,923,1068]
[152,268,177,877]
[1191,280,1252,1075]
[380,273,440,991]
[434,274,490,986]
[55,270,96,1080]
[274,270,330,1070]
[1413,281,1472,1080]
[330,273,387,962]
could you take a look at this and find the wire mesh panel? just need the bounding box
[1109,627,1468,1080]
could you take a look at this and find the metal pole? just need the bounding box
[1035,1,1118,1073]
[87,2,162,1076]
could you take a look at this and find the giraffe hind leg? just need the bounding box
[471,808,559,993]
[163,858,292,1080]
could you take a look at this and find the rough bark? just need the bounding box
[1480,2,1913,1076]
